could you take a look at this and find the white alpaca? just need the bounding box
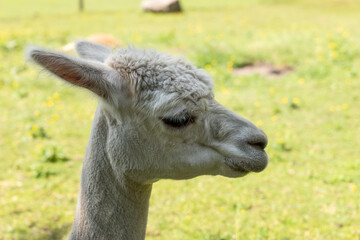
[28,41,268,240]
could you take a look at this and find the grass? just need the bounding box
[1,0,360,239]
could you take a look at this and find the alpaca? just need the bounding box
[28,41,268,240]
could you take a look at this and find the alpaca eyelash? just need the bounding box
[161,114,196,128]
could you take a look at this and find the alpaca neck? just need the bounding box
[69,107,152,240]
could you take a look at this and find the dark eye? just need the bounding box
[161,114,195,128]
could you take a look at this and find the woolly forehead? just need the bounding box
[107,47,214,116]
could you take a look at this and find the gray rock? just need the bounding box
[141,0,182,13]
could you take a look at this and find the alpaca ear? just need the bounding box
[75,40,112,62]
[27,46,120,99]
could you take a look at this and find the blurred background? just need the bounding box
[0,0,359,239]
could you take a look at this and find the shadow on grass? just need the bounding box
[18,223,71,240]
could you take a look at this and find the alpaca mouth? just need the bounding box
[224,157,251,173]
[224,154,268,173]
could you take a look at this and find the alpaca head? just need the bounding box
[28,41,268,184]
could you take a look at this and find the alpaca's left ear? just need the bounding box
[27,46,123,100]
[75,40,112,62]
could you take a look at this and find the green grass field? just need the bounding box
[1,0,360,239]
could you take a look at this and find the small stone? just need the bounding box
[141,0,182,13]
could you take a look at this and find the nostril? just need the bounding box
[246,135,268,150]
[249,141,266,149]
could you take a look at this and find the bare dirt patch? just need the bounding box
[232,62,293,78]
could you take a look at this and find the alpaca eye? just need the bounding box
[161,114,195,128]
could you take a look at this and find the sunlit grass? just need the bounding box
[1,0,360,239]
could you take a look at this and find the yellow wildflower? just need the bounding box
[241,17,248,25]
[56,104,64,110]
[227,61,233,72]
[12,81,19,88]
[256,120,263,126]
[53,92,60,102]
[47,100,54,107]
[329,106,335,112]
[298,78,305,84]
[216,33,224,40]
[259,31,265,39]
[293,98,299,104]
[31,125,38,131]
[221,87,230,94]
[342,104,348,110]
[49,114,59,123]
[271,116,278,122]
[34,110,40,116]
[187,24,194,34]
[329,42,336,49]
[337,26,344,32]
[133,34,142,43]
[195,22,203,33]
[185,215,191,221]
[205,64,212,71]
[317,55,324,62]
[352,185,357,191]
[282,97,288,104]
[211,60,218,66]
[253,101,260,107]
[331,51,338,59]
[240,209,246,214]
[345,78,351,84]
[269,87,275,94]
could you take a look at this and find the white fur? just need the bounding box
[27,42,269,239]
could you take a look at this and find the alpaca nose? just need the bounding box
[246,131,268,150]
